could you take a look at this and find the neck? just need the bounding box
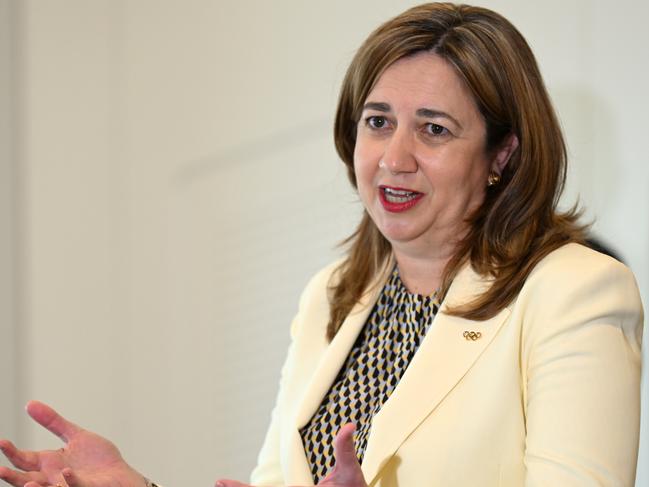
[391,228,466,295]
[393,247,455,296]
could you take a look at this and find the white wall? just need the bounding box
[0,0,17,444]
[2,1,647,485]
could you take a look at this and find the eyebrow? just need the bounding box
[363,102,391,112]
[362,102,462,129]
[416,108,462,129]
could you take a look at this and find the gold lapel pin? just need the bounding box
[463,330,482,341]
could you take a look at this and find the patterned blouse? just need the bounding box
[299,267,440,483]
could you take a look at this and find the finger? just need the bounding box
[214,480,253,487]
[319,423,366,486]
[0,439,40,471]
[25,401,82,443]
[332,423,359,471]
[0,465,44,487]
[23,482,45,487]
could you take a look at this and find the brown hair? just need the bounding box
[328,2,584,340]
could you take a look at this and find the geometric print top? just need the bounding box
[299,267,440,483]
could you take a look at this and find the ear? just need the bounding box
[490,133,519,175]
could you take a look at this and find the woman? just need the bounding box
[0,3,643,487]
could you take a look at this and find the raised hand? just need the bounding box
[0,401,145,487]
[316,424,367,487]
[215,423,368,487]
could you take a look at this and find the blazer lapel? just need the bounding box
[361,263,511,485]
[286,260,394,485]
[294,260,394,428]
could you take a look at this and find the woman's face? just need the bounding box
[353,52,505,255]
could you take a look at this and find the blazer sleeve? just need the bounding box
[520,247,644,486]
[248,296,305,486]
[247,330,296,486]
[249,262,338,486]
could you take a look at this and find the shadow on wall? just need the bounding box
[173,118,331,186]
[585,236,623,263]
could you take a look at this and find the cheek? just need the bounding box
[434,148,490,188]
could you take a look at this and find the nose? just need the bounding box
[379,129,418,174]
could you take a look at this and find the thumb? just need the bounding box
[215,480,252,487]
[319,423,366,486]
[333,423,358,472]
[26,400,82,443]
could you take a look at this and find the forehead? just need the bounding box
[365,52,479,117]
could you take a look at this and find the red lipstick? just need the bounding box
[379,185,423,213]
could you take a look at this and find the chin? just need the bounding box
[376,225,421,245]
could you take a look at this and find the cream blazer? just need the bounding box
[250,244,644,486]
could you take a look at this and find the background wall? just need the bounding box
[1,1,647,486]
[0,0,17,443]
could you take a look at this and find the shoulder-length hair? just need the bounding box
[328,2,584,340]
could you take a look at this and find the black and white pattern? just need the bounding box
[299,268,440,483]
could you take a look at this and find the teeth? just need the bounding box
[383,187,418,203]
[384,187,415,196]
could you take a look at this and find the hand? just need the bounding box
[315,423,367,487]
[0,401,145,487]
[215,423,368,487]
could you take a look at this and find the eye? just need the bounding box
[424,123,449,136]
[365,116,389,129]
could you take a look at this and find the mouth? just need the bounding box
[379,185,423,212]
[381,186,421,203]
